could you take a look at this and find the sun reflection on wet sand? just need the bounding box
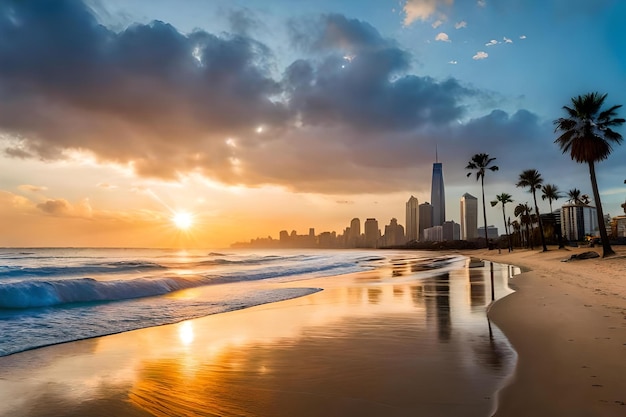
[0,256,520,417]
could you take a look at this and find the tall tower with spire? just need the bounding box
[431,147,445,226]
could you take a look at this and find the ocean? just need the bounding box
[0,248,393,356]
[0,248,518,358]
[0,247,522,416]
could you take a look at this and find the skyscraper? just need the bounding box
[405,196,419,242]
[460,193,478,240]
[364,218,380,248]
[431,161,445,226]
[348,218,361,247]
[418,202,433,241]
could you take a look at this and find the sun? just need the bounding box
[172,211,194,230]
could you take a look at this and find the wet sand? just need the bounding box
[475,246,626,416]
[0,256,516,417]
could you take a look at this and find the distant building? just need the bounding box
[348,218,361,248]
[431,162,446,226]
[611,215,626,238]
[442,220,461,241]
[423,225,443,242]
[419,202,434,241]
[477,225,499,240]
[460,193,478,240]
[381,218,405,247]
[364,218,380,248]
[406,196,419,242]
[561,204,598,241]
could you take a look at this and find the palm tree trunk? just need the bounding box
[588,161,615,257]
[528,215,534,249]
[502,205,511,251]
[481,176,489,245]
[532,190,548,251]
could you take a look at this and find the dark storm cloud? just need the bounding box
[0,0,286,179]
[284,14,474,131]
[0,1,541,193]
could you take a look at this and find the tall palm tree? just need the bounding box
[554,92,625,257]
[542,184,564,248]
[491,193,513,251]
[516,169,548,251]
[466,154,499,245]
[514,203,533,249]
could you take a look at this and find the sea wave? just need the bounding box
[0,261,167,278]
[0,276,207,309]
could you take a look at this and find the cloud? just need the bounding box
[519,35,527,39]
[18,184,48,193]
[448,60,458,64]
[435,32,451,42]
[0,1,542,195]
[97,182,118,190]
[36,197,93,218]
[485,39,498,46]
[402,0,454,26]
[432,19,444,28]
[473,51,489,60]
[477,0,487,7]
[227,8,261,36]
[503,37,513,43]
[37,199,73,216]
[455,21,467,29]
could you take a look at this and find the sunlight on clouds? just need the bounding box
[436,32,451,42]
[503,37,513,44]
[403,0,453,26]
[473,51,488,60]
[485,39,498,46]
[18,184,47,193]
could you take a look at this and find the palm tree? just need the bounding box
[491,193,513,251]
[514,203,533,249]
[541,184,562,213]
[466,154,499,245]
[554,92,625,257]
[567,188,583,205]
[510,220,521,247]
[516,169,548,251]
[542,184,564,247]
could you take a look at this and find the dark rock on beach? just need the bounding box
[562,251,600,262]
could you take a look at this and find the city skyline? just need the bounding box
[1,1,625,248]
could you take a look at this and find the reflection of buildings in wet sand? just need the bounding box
[469,269,488,307]
[422,273,451,341]
[367,287,382,304]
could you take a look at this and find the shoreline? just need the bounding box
[468,246,626,416]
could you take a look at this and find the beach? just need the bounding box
[0,247,624,416]
[480,246,626,416]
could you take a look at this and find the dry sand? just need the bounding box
[474,245,626,416]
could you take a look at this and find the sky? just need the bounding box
[1,0,625,248]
